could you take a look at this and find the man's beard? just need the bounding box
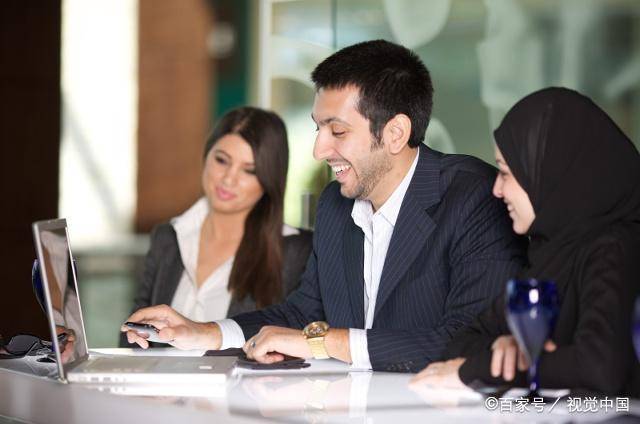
[340,147,392,200]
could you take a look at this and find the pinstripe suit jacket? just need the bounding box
[233,145,526,372]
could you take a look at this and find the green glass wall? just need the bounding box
[265,0,640,228]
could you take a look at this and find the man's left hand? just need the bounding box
[244,326,312,363]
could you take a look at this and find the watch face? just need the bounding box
[304,321,329,337]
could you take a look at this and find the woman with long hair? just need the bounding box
[120,107,311,346]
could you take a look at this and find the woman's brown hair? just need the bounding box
[203,107,288,308]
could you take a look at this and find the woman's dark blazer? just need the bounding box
[119,223,312,347]
[449,222,640,396]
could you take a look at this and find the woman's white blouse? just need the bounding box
[170,198,233,322]
[169,197,298,322]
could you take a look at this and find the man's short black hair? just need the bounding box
[310,39,433,148]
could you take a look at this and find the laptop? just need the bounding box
[31,218,237,385]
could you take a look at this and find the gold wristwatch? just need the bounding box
[302,321,330,359]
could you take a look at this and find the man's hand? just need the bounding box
[243,326,312,363]
[243,326,351,364]
[409,357,468,390]
[120,304,221,350]
[490,335,557,381]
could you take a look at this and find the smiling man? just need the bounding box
[123,40,525,372]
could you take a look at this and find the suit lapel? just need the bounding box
[155,247,184,306]
[343,217,365,328]
[374,145,441,319]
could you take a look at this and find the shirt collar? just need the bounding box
[171,197,210,282]
[351,149,419,228]
[171,197,210,236]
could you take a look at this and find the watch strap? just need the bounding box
[306,336,329,359]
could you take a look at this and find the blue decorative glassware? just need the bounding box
[31,259,46,313]
[32,258,78,314]
[633,297,640,362]
[505,279,559,396]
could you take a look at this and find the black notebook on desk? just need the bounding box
[205,348,310,370]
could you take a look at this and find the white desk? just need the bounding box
[1,349,638,423]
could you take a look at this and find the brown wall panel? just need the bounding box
[136,0,215,232]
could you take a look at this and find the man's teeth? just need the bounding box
[331,165,351,175]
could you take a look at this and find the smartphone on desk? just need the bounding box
[123,322,169,344]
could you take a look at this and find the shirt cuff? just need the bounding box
[215,319,246,349]
[348,328,372,370]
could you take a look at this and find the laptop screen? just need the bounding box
[32,219,88,378]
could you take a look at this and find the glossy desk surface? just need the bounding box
[1,348,638,424]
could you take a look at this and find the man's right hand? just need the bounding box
[120,304,222,350]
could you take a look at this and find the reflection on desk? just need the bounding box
[1,352,639,423]
[229,364,484,422]
[0,353,58,379]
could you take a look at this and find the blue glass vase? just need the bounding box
[505,279,559,396]
[32,258,78,314]
[31,259,46,313]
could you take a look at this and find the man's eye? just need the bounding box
[332,131,345,137]
[215,156,227,164]
[245,169,256,175]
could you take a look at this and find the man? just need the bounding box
[123,40,525,372]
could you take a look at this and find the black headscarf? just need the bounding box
[494,87,640,283]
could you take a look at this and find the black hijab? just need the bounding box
[494,87,640,283]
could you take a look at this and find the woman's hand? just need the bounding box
[409,357,468,390]
[490,335,557,381]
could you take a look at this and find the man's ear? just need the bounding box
[383,114,411,155]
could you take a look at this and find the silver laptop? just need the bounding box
[32,218,237,385]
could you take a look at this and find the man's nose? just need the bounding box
[313,131,333,161]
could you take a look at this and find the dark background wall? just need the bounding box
[0,1,62,339]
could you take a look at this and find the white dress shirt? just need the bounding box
[171,198,234,322]
[170,197,298,325]
[348,151,418,369]
[217,151,419,363]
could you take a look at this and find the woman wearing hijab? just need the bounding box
[411,87,640,395]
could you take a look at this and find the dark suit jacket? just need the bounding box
[119,223,312,347]
[232,145,527,372]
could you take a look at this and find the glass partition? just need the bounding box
[261,0,640,226]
